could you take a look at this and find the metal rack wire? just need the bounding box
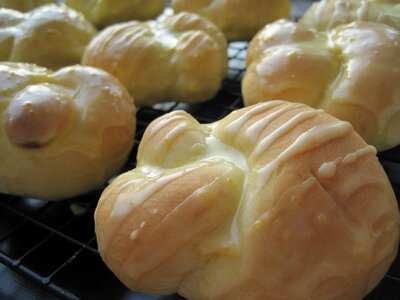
[1,1,400,299]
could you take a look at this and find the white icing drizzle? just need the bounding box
[154,29,179,49]
[177,31,208,57]
[199,135,249,174]
[356,0,370,21]
[342,145,377,165]
[154,167,236,238]
[328,0,351,29]
[230,214,240,245]
[317,145,377,179]
[112,167,198,217]
[112,25,147,50]
[141,165,167,178]
[318,161,338,179]
[253,110,319,159]
[314,1,327,28]
[130,229,139,241]
[111,195,132,217]
[225,102,282,134]
[130,221,146,241]
[114,121,250,221]
[257,122,352,185]
[119,178,146,190]
[165,123,187,141]
[148,112,187,137]
[245,103,304,143]
[197,131,249,246]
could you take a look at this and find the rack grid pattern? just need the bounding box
[1,1,400,299]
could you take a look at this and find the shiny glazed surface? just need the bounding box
[243,20,400,151]
[95,101,399,300]
[0,63,136,200]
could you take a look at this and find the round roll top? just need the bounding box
[0,4,96,69]
[300,0,400,31]
[4,83,73,148]
[243,20,400,150]
[82,12,228,106]
[0,63,136,200]
[95,101,399,299]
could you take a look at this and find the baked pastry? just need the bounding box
[243,20,400,151]
[64,0,166,28]
[95,101,399,300]
[0,4,96,70]
[171,0,291,41]
[0,0,52,12]
[300,0,400,31]
[82,12,228,106]
[0,63,136,200]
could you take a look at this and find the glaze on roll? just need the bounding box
[243,20,400,151]
[64,0,166,28]
[300,0,400,31]
[0,63,136,200]
[172,0,291,41]
[82,12,228,106]
[95,101,399,300]
[0,4,96,69]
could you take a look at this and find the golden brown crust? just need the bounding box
[0,4,97,69]
[82,12,228,106]
[0,63,136,200]
[243,20,400,151]
[172,0,291,41]
[95,101,399,299]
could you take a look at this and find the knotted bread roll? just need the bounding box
[0,0,52,12]
[172,0,291,41]
[300,0,400,31]
[0,63,135,200]
[64,0,166,28]
[95,101,399,300]
[82,12,228,106]
[243,20,400,151]
[0,4,96,70]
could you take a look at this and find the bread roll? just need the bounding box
[0,63,136,200]
[243,20,400,151]
[172,0,291,41]
[95,101,399,300]
[0,0,52,12]
[64,0,166,28]
[300,0,400,31]
[82,12,227,106]
[0,4,96,70]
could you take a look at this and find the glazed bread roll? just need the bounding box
[243,20,400,151]
[0,4,96,70]
[64,0,166,27]
[0,0,52,12]
[172,0,291,41]
[0,63,135,200]
[82,12,228,106]
[95,101,399,300]
[300,0,400,31]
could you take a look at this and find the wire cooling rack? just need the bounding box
[1,1,400,299]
